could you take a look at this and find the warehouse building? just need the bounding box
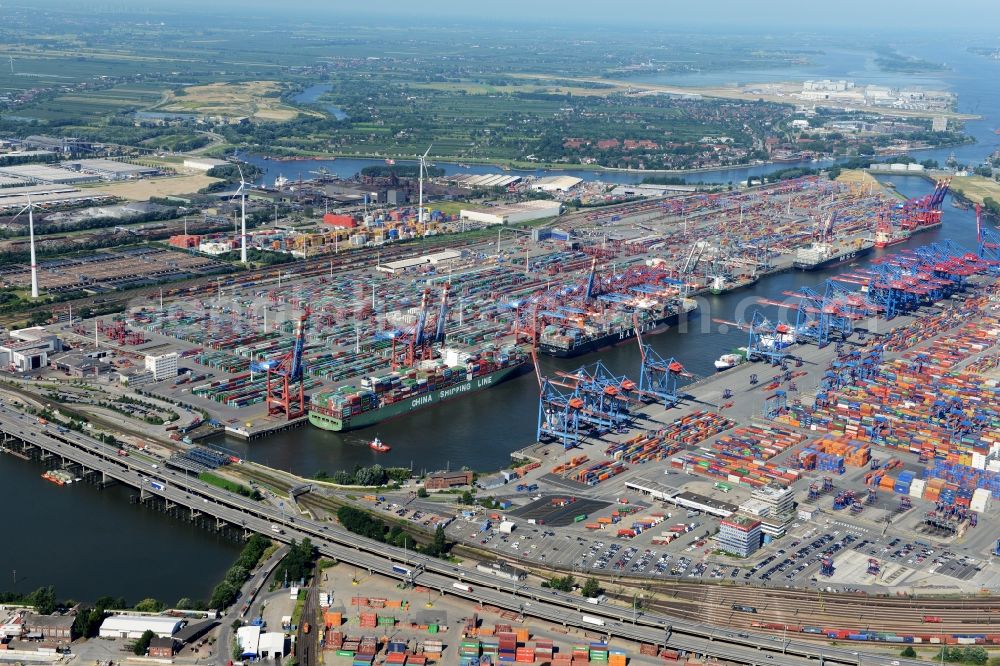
[23,614,75,641]
[62,159,160,181]
[459,200,562,226]
[425,470,473,490]
[236,625,261,659]
[0,183,112,212]
[0,337,60,373]
[376,249,462,275]
[50,350,111,378]
[183,157,228,172]
[99,615,184,640]
[0,164,100,185]
[531,175,582,192]
[147,637,176,658]
[258,632,287,659]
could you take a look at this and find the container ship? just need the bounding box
[794,212,874,271]
[308,346,528,431]
[537,297,698,358]
[708,273,759,295]
[793,239,874,271]
[874,209,909,249]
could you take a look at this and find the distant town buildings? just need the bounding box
[796,80,954,113]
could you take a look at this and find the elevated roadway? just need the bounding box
[0,405,911,666]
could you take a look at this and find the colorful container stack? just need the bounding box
[460,639,481,662]
[712,424,805,461]
[480,637,499,661]
[573,460,627,486]
[422,640,442,660]
[589,642,609,662]
[894,470,915,495]
[659,410,736,446]
[497,630,517,661]
[784,310,1000,483]
[533,640,553,662]
[604,433,684,464]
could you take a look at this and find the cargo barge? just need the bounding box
[308,346,528,431]
[538,298,697,358]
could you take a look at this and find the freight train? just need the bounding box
[751,622,1000,645]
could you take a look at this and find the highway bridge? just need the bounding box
[0,404,910,666]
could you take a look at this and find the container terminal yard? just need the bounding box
[4,172,1000,665]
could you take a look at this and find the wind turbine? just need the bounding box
[235,163,250,264]
[12,195,40,298]
[418,145,432,224]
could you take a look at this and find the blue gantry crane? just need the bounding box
[976,204,1000,273]
[634,312,689,408]
[264,308,310,419]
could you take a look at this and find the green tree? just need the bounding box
[460,490,474,504]
[134,598,164,613]
[225,565,250,587]
[581,578,602,599]
[209,581,238,611]
[964,647,988,665]
[430,525,447,556]
[29,586,57,615]
[133,629,156,656]
[901,647,916,658]
[548,575,575,592]
[416,487,429,498]
[175,598,195,610]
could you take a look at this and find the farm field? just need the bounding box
[156,81,301,122]
[94,175,220,201]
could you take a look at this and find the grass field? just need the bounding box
[198,471,259,499]
[94,175,219,201]
[949,175,1000,205]
[156,81,299,121]
[429,201,469,216]
[837,169,883,191]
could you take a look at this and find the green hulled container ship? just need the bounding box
[308,346,528,432]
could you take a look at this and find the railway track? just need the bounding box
[1,231,489,326]
[626,581,1000,636]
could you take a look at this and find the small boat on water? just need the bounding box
[369,437,391,453]
[715,348,748,371]
[42,470,73,486]
[385,158,396,166]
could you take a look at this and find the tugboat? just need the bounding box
[369,437,391,453]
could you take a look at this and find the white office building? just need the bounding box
[145,352,179,381]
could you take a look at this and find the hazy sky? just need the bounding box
[34,0,1000,32]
